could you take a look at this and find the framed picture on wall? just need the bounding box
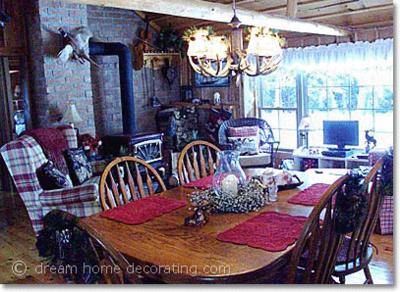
[180,86,194,101]
[194,72,230,88]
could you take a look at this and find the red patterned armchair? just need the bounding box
[369,148,393,235]
[1,131,101,236]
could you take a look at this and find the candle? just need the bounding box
[221,174,239,195]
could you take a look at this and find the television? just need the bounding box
[323,120,359,150]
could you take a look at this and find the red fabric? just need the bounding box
[228,126,259,137]
[183,175,214,190]
[25,128,70,175]
[217,211,307,252]
[287,183,330,206]
[100,196,187,225]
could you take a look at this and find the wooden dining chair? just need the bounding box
[78,221,143,284]
[287,175,349,284]
[99,156,166,210]
[177,140,220,185]
[333,158,385,284]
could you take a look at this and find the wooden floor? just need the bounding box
[0,193,394,285]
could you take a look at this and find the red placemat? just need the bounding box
[216,211,307,252]
[183,175,213,190]
[287,183,330,206]
[100,196,187,224]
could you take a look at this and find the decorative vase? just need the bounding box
[213,150,247,196]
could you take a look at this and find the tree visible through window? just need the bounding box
[245,67,393,150]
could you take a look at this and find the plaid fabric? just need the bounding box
[1,136,47,234]
[376,196,393,235]
[368,150,393,235]
[60,127,78,149]
[42,201,101,225]
[1,135,100,235]
[228,126,259,137]
[40,184,99,207]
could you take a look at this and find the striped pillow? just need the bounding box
[228,126,259,137]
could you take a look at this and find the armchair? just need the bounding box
[218,118,279,168]
[1,135,101,236]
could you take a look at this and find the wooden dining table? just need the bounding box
[80,169,343,283]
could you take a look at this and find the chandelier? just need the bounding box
[184,0,284,81]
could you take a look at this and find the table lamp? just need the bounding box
[62,102,83,134]
[298,116,311,149]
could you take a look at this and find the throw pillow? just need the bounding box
[228,135,259,155]
[64,148,93,185]
[228,126,259,137]
[38,161,73,190]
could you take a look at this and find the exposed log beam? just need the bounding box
[65,0,350,36]
[304,4,393,20]
[287,0,298,17]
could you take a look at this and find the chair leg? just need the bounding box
[338,275,346,284]
[363,266,374,284]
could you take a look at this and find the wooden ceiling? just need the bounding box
[145,0,393,35]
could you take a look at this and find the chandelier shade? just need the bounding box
[184,1,284,81]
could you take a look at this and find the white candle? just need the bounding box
[221,174,239,195]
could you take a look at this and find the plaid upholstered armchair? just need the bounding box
[218,118,280,168]
[0,130,101,236]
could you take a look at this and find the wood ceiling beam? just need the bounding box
[304,4,393,20]
[287,0,298,17]
[65,0,351,36]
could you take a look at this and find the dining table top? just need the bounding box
[80,169,343,283]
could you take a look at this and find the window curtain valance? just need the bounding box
[281,38,393,71]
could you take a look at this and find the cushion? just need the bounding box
[228,136,259,155]
[37,161,73,190]
[228,126,259,137]
[64,148,93,185]
[239,153,271,167]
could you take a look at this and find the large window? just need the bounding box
[244,40,394,150]
[306,69,393,148]
[258,71,298,149]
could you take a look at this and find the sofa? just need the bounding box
[0,128,101,236]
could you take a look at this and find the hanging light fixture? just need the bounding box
[184,0,284,81]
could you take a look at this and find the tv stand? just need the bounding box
[293,146,369,171]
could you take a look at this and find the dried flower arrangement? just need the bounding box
[185,178,269,226]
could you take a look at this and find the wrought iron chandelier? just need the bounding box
[184,0,284,81]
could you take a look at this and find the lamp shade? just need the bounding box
[298,116,311,131]
[247,28,282,57]
[62,103,83,125]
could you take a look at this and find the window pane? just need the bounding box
[261,87,278,107]
[375,85,393,111]
[375,111,393,133]
[327,109,351,121]
[351,70,376,86]
[279,130,297,149]
[279,73,296,88]
[260,110,279,129]
[308,109,325,130]
[374,132,393,148]
[352,86,374,109]
[308,130,323,147]
[328,86,350,110]
[307,87,328,109]
[280,86,296,108]
[327,73,350,87]
[279,110,297,130]
[307,72,325,87]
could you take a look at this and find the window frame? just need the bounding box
[254,70,393,151]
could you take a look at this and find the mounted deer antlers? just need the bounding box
[57,26,99,67]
